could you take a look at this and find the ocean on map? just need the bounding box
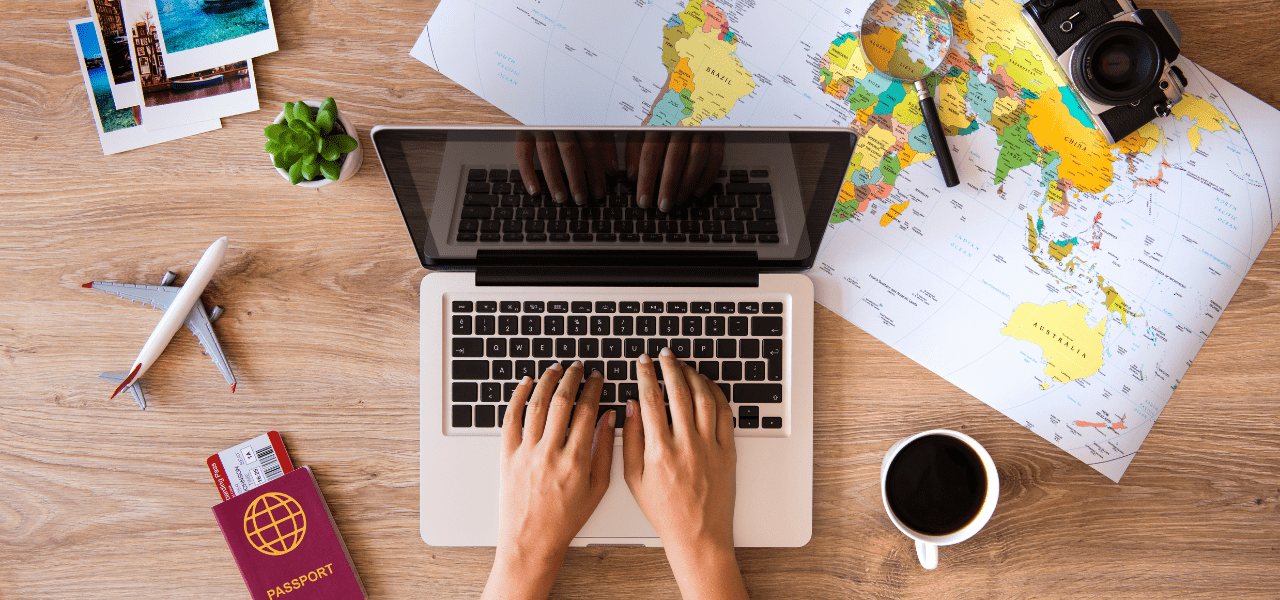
[157,0,269,53]
[88,65,137,133]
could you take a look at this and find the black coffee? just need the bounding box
[884,434,988,536]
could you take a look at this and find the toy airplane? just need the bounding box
[83,237,236,409]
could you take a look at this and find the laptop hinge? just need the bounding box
[474,251,760,287]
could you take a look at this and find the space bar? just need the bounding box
[733,383,782,403]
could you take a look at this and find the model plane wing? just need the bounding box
[184,302,236,390]
[83,282,181,311]
[99,372,146,410]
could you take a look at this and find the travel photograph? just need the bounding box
[155,0,268,54]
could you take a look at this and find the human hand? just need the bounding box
[481,362,617,600]
[515,131,618,205]
[623,349,747,600]
[626,131,724,212]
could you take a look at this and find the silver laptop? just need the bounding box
[372,126,853,547]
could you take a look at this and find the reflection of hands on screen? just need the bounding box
[626,131,723,212]
[516,131,616,206]
[515,130,725,212]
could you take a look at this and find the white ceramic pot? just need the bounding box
[271,100,363,188]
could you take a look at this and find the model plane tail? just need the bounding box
[100,370,147,410]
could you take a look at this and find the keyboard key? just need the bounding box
[500,301,521,313]
[726,182,771,194]
[502,233,524,242]
[620,301,640,313]
[716,339,737,358]
[538,360,559,374]
[738,302,760,314]
[476,301,497,313]
[522,316,541,336]
[523,301,544,313]
[461,206,491,220]
[659,317,679,336]
[739,338,760,359]
[476,315,495,336]
[452,300,473,312]
[485,338,507,357]
[643,233,664,242]
[706,316,725,336]
[760,234,780,244]
[545,316,564,336]
[637,316,657,336]
[571,301,592,313]
[493,360,512,380]
[647,338,668,357]
[763,302,783,314]
[739,416,759,429]
[452,360,488,380]
[533,338,554,357]
[585,360,605,377]
[751,316,784,336]
[591,316,610,336]
[643,301,664,313]
[488,168,508,182]
[515,360,535,380]
[568,315,587,336]
[548,301,569,313]
[734,383,782,403]
[510,338,530,357]
[481,382,501,402]
[693,339,715,358]
[498,316,517,335]
[467,168,487,182]
[721,361,742,381]
[455,232,478,242]
[619,383,639,402]
[578,338,600,358]
[613,316,634,336]
[682,316,702,336]
[745,362,765,381]
[670,338,691,358]
[749,169,769,179]
[475,405,496,428]
[452,338,484,357]
[452,382,477,402]
[624,338,644,358]
[452,405,473,427]
[698,361,719,380]
[600,383,617,403]
[729,317,749,336]
[729,169,748,183]
[762,417,782,429]
[452,315,472,335]
[595,301,617,313]
[667,302,688,313]
[739,405,760,418]
[735,234,756,243]
[556,339,576,358]
[764,339,782,381]
[480,233,501,242]
[665,233,687,242]
[692,302,712,314]
[714,302,735,314]
[607,361,628,380]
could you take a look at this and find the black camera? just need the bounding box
[1022,0,1188,144]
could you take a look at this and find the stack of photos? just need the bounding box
[70,18,219,154]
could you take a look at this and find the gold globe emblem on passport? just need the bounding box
[243,491,307,556]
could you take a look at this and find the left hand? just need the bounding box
[482,362,616,600]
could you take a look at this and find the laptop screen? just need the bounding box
[372,127,854,271]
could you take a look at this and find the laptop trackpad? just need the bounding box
[572,448,658,543]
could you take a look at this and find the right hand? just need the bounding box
[623,350,746,599]
[626,131,724,212]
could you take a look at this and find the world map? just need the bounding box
[413,0,1280,481]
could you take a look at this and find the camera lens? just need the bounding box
[1072,22,1163,106]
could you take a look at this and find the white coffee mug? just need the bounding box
[880,429,999,569]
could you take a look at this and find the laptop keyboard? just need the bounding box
[455,168,779,244]
[446,296,788,437]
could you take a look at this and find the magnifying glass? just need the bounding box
[860,0,960,187]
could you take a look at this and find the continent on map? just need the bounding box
[644,1,755,127]
[1171,94,1240,151]
[1001,301,1107,384]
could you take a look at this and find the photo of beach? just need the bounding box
[155,0,268,53]
[75,21,138,133]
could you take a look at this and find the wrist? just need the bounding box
[484,546,566,600]
[663,540,747,600]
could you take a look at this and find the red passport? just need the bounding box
[212,466,366,600]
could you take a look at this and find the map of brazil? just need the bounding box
[413,0,1280,481]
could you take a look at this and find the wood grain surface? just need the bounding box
[2,1,1278,598]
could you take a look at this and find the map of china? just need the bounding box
[816,0,1236,388]
[644,0,755,126]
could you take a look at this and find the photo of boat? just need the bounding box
[170,73,223,90]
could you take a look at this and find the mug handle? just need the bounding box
[915,540,938,569]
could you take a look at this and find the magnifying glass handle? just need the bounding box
[915,80,960,188]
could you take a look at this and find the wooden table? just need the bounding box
[2,1,1277,598]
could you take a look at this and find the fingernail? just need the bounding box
[660,347,672,358]
[658,196,671,212]
[638,194,649,208]
[590,369,602,379]
[548,362,563,372]
[521,376,532,385]
[572,360,584,370]
[528,184,539,195]
[626,400,635,416]
[607,410,617,427]
[555,191,566,204]
[574,192,586,205]
[638,353,651,365]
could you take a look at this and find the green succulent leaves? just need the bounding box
[264,97,358,184]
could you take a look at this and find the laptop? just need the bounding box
[372,126,854,547]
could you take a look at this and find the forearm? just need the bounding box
[664,543,749,600]
[480,548,565,600]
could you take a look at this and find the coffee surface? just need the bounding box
[885,434,987,536]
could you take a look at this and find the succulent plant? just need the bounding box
[264,97,358,185]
